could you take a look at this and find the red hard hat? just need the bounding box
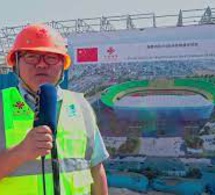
[6,23,71,70]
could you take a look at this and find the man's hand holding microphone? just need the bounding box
[19,125,53,161]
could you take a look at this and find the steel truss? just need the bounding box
[0,6,215,71]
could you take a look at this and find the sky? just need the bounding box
[0,0,214,29]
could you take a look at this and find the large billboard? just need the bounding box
[70,25,215,63]
[74,40,215,63]
[68,24,215,194]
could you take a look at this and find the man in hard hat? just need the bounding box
[0,23,109,195]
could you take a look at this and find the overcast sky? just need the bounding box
[0,0,214,29]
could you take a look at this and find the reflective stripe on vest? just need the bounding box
[0,87,95,195]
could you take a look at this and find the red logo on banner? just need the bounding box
[104,46,118,60]
[107,47,115,55]
[77,47,98,63]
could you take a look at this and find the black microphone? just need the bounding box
[34,83,60,195]
[34,83,57,138]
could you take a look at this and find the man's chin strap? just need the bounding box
[14,53,37,96]
[55,66,65,86]
[14,52,65,96]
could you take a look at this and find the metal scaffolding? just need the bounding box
[0,6,215,71]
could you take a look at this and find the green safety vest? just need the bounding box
[0,87,96,195]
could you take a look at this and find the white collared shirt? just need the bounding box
[18,83,63,110]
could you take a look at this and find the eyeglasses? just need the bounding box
[20,52,64,66]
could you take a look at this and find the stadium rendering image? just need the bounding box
[100,78,215,136]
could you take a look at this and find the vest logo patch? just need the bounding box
[14,101,25,109]
[13,101,32,117]
[67,104,77,117]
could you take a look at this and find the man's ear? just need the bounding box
[13,66,17,73]
[13,52,19,75]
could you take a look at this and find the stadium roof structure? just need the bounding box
[0,6,215,72]
[100,78,215,107]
